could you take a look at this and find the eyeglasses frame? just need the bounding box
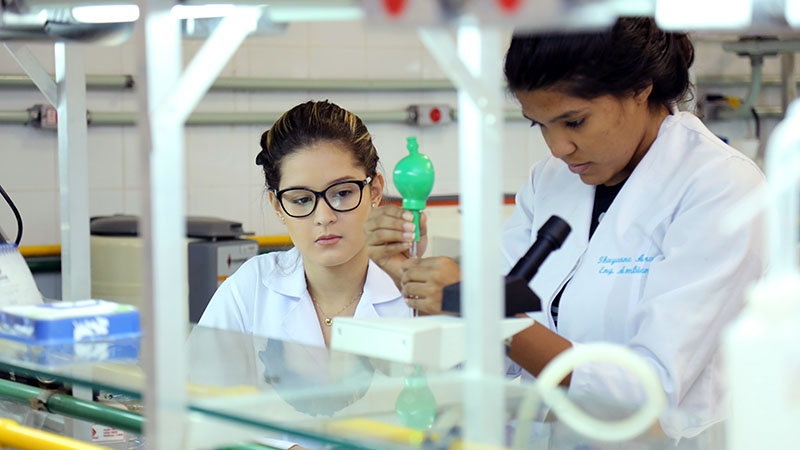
[274,176,373,218]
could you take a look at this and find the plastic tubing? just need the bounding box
[719,55,764,120]
[513,343,666,447]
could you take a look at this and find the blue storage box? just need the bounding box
[0,299,140,345]
[0,300,141,365]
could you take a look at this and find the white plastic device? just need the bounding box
[330,315,533,369]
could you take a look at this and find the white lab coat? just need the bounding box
[199,246,412,347]
[503,111,766,439]
[197,247,410,450]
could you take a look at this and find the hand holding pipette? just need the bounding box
[393,136,435,314]
[363,205,459,314]
[363,205,429,289]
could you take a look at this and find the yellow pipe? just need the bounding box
[0,418,109,450]
[90,363,259,397]
[244,235,293,247]
[18,245,61,258]
[19,236,292,259]
[325,418,510,449]
[325,418,429,447]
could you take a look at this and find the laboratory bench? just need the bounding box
[0,325,723,449]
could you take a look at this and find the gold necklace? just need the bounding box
[311,291,362,327]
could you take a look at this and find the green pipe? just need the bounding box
[1,106,785,128]
[210,77,454,91]
[0,110,29,123]
[0,379,143,434]
[25,258,61,273]
[3,73,796,91]
[46,394,142,434]
[721,39,800,56]
[0,74,133,89]
[697,74,799,87]
[90,111,412,126]
[0,378,41,403]
[0,73,452,92]
[3,109,530,127]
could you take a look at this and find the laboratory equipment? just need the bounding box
[186,232,258,323]
[89,215,258,322]
[331,315,533,369]
[0,182,22,246]
[441,215,571,316]
[513,342,667,447]
[393,136,434,257]
[0,244,42,307]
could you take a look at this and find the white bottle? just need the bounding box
[722,275,800,450]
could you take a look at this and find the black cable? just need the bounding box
[0,183,23,246]
[750,107,760,139]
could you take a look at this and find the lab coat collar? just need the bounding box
[264,247,401,310]
[263,247,307,299]
[269,247,403,347]
[531,113,685,308]
[583,111,681,236]
[363,259,403,305]
[262,248,322,346]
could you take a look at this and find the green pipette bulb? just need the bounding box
[393,137,434,242]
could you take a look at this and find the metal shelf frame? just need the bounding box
[3,0,799,448]
[2,39,93,442]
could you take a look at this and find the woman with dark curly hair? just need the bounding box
[366,17,765,439]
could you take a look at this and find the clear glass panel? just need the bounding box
[0,326,726,449]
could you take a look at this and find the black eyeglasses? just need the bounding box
[275,177,372,218]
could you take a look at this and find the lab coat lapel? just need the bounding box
[529,161,594,307]
[354,260,403,318]
[282,291,326,348]
[557,113,686,339]
[598,113,688,241]
[267,249,326,348]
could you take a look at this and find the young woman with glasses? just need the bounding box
[199,100,412,349]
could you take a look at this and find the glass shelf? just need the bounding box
[0,325,725,449]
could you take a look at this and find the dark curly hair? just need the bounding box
[504,17,694,108]
[255,100,379,191]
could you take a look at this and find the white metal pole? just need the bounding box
[136,0,188,448]
[166,7,260,123]
[457,23,505,446]
[55,43,91,302]
[54,41,93,443]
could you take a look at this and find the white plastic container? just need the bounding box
[722,277,800,450]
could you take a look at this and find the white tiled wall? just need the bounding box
[0,25,796,246]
